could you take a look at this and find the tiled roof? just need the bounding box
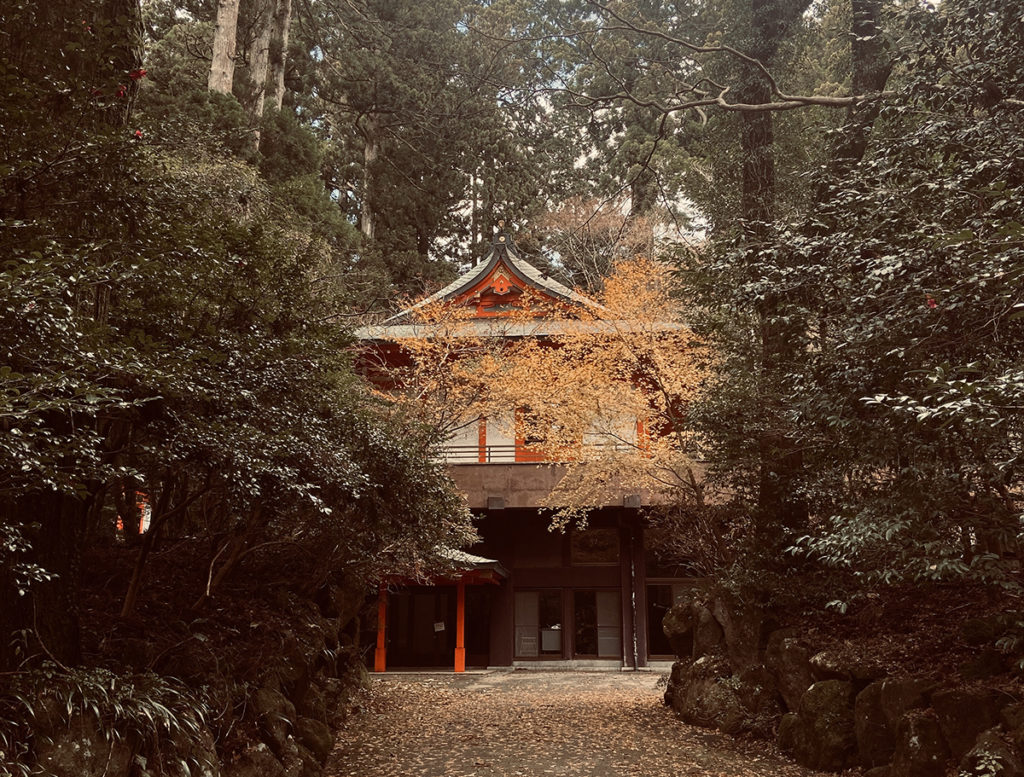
[383,234,598,324]
[438,547,509,577]
[357,318,686,341]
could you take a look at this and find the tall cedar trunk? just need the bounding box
[248,0,275,148]
[740,0,813,553]
[267,0,292,111]
[361,114,380,241]
[209,0,241,94]
[744,0,892,555]
[819,0,893,193]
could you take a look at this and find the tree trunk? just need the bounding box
[361,114,380,241]
[740,0,814,552]
[267,0,292,111]
[209,0,241,94]
[819,0,893,192]
[248,0,275,147]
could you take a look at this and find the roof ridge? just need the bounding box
[384,236,599,323]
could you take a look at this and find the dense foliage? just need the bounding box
[1,1,472,767]
[689,0,1024,590]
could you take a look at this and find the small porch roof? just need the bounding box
[438,547,509,580]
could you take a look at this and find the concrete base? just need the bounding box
[509,659,623,671]
[645,660,675,672]
[373,669,494,676]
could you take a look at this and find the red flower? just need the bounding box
[133,129,143,139]
[128,68,147,81]
[117,84,127,98]
[926,295,937,309]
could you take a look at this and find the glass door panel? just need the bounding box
[573,590,622,658]
[514,590,562,658]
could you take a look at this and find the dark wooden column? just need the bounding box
[374,584,387,672]
[632,516,649,666]
[619,514,636,668]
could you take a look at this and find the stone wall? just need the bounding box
[664,591,1024,777]
[26,582,369,777]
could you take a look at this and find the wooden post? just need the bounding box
[455,578,466,672]
[374,584,387,673]
[478,416,487,463]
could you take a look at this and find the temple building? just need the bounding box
[356,231,697,670]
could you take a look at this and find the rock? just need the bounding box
[855,678,932,768]
[662,602,696,659]
[34,712,134,777]
[809,649,884,686]
[224,742,286,777]
[856,681,892,769]
[156,638,220,685]
[890,709,950,777]
[273,633,312,700]
[663,660,688,708]
[692,605,724,659]
[734,666,783,736]
[736,666,781,716]
[296,684,329,725]
[695,681,747,735]
[789,680,858,772]
[764,629,813,712]
[960,729,1024,777]
[294,716,334,763]
[1002,702,1024,751]
[960,613,1024,647]
[174,725,221,777]
[279,738,321,777]
[931,686,1011,761]
[668,654,746,735]
[777,712,799,754]
[253,687,297,757]
[878,678,933,730]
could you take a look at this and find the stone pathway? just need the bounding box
[326,671,827,777]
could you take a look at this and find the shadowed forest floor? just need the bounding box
[326,672,828,777]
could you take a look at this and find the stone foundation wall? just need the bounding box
[25,582,369,777]
[664,591,1024,777]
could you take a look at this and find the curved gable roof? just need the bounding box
[384,234,597,324]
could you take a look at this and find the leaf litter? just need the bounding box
[327,672,830,777]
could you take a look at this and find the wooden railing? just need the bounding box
[438,441,632,464]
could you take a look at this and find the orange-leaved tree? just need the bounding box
[359,255,726,565]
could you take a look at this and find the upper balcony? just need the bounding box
[437,440,632,465]
[440,439,652,511]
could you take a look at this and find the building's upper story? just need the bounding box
[355,230,700,511]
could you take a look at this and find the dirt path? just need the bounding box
[326,671,827,777]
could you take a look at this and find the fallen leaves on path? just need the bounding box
[327,673,829,777]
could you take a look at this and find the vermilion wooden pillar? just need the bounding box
[477,416,487,463]
[374,585,387,672]
[455,579,466,672]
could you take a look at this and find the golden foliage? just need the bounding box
[358,256,715,527]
